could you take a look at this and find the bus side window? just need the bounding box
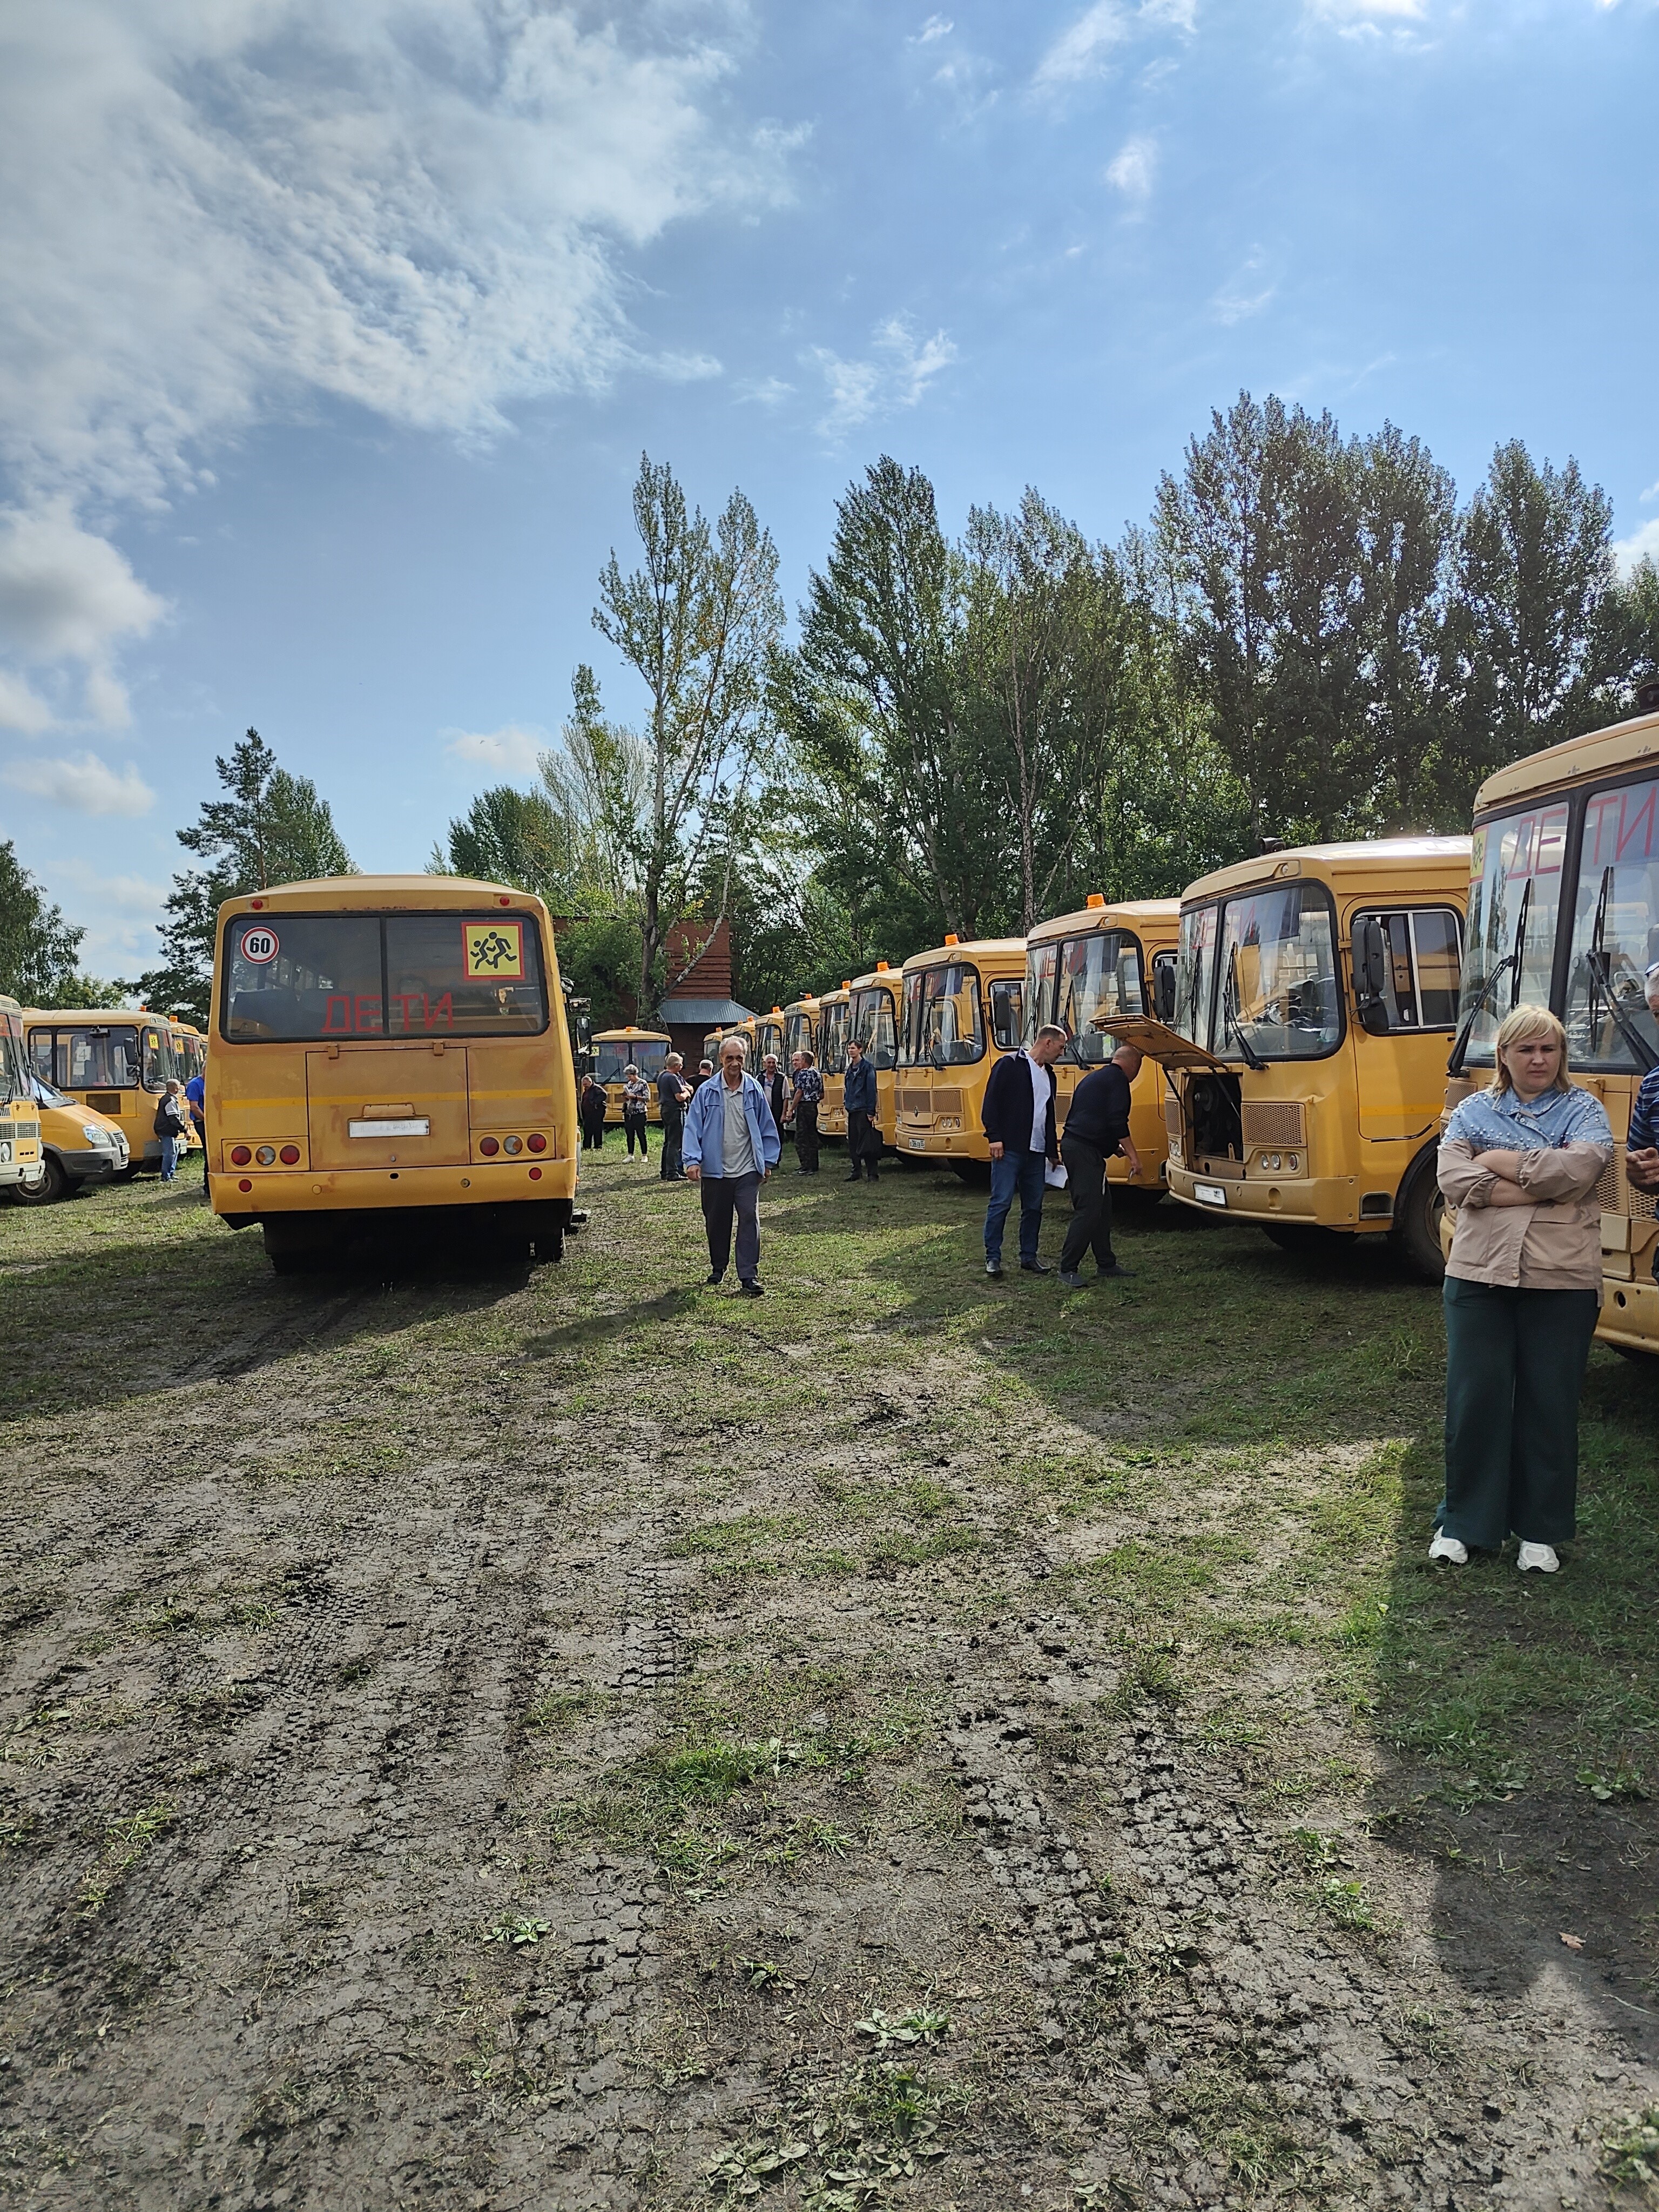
[1152,953,1177,1025]
[989,980,1022,1051]
[1353,908,1463,1033]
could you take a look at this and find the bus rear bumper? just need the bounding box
[1598,1277,1659,1352]
[1167,1166,1374,1229]
[211,1160,578,1218]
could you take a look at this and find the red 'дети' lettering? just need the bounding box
[324,995,385,1033]
[386,991,455,1032]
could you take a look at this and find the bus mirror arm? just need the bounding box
[1223,953,1266,1072]
[1352,916,1391,1037]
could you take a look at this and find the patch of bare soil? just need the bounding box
[1,1167,1655,2212]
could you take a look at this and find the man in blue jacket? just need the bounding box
[843,1036,880,1182]
[979,1023,1067,1279]
[682,1034,782,1296]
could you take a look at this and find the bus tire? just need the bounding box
[535,1228,564,1263]
[1389,1148,1446,1283]
[268,1249,320,1276]
[10,1154,68,1205]
[1260,1223,1340,1254]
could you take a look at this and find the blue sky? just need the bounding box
[2,0,1656,977]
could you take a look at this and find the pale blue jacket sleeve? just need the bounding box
[752,1078,781,1170]
[681,1080,713,1172]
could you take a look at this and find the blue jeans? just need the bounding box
[984,1147,1046,1266]
[160,1134,181,1182]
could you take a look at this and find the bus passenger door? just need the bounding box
[305,1046,471,1169]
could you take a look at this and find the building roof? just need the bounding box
[658,996,752,1025]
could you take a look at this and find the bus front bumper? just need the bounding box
[1167,1164,1374,1230]
[211,1159,578,1218]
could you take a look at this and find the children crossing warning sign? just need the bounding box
[462,921,524,981]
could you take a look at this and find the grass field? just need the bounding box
[1,1150,1656,2210]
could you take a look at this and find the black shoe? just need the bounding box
[846,1169,861,1180]
[1020,1259,1051,1275]
[705,1271,725,1286]
[985,1259,1003,1279]
[1059,1270,1085,1289]
[866,1172,879,1182]
[739,1280,764,1298]
[1096,1263,1135,1279]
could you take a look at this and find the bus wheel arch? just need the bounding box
[10,1153,68,1205]
[1389,1142,1446,1282]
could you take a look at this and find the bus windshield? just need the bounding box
[1562,773,1659,1070]
[851,988,896,1069]
[1454,805,1568,1066]
[31,1024,141,1090]
[222,913,549,1042]
[1053,930,1144,1064]
[784,1011,816,1063]
[1174,905,1218,1048]
[919,963,983,1065]
[1216,884,1340,1059]
[594,1038,667,1084]
[2,1016,29,1101]
[821,1001,851,1074]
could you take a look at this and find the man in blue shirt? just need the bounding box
[1627,962,1659,1194]
[843,1037,880,1182]
[682,1036,781,1296]
[184,1062,208,1193]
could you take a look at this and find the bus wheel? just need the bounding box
[1260,1223,1340,1253]
[268,1249,321,1276]
[1388,1150,1446,1283]
[534,1228,564,1263]
[10,1155,68,1205]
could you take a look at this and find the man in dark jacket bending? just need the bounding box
[1058,1042,1143,1286]
[979,1024,1067,1278]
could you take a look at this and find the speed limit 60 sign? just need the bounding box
[242,926,280,963]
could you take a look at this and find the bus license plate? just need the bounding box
[1193,1181,1228,1207]
[909,1137,926,1150]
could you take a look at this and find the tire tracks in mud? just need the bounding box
[949,1609,1630,2209]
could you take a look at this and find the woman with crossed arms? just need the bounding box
[1433,1006,1612,1574]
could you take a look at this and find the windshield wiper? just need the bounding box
[1223,949,1266,1071]
[1448,875,1530,1077]
[1587,864,1659,1074]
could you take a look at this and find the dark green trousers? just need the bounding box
[1439,1277,1599,1550]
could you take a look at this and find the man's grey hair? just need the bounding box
[666,1051,683,1067]
[624,1063,639,1078]
[719,1036,746,1056]
[1035,1023,1068,1046]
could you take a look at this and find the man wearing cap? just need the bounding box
[1624,962,1659,1195]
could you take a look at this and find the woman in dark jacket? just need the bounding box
[578,1074,609,1150]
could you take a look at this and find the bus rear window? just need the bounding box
[221,914,549,1042]
[33,1026,141,1089]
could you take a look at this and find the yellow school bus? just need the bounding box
[0,997,45,1196]
[591,1026,671,1123]
[1444,699,1659,1354]
[206,875,577,1272]
[755,1007,787,1071]
[24,1008,192,1174]
[1101,840,1468,1277]
[817,983,854,1137]
[782,996,822,1072]
[895,936,1027,1174]
[1024,896,1181,1194]
[848,962,903,1148]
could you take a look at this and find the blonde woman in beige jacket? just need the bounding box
[1433,1007,1611,1574]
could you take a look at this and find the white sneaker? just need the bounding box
[1428,1530,1468,1565]
[1516,1541,1560,1574]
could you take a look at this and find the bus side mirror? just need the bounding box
[1154,966,1176,1024]
[1353,916,1390,1035]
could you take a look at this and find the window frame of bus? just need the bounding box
[920,961,986,1067]
[32,1023,143,1092]
[1051,928,1145,1064]
[1350,906,1465,1034]
[851,987,897,1069]
[1455,801,1572,1068]
[988,977,1023,1053]
[2,1013,29,1101]
[1560,766,1659,1073]
[820,1000,851,1074]
[1193,880,1346,1063]
[219,909,551,1043]
[1024,940,1060,1043]
[784,1011,817,1063]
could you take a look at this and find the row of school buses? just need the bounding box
[0,1008,207,1205]
[3,697,1657,1353]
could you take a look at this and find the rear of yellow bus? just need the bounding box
[0,998,45,1198]
[24,1010,180,1174]
[1102,841,1469,1278]
[895,938,1026,1173]
[207,876,577,1272]
[591,1027,670,1122]
[1025,896,1179,1193]
[848,964,902,1147]
[1446,703,1659,1354]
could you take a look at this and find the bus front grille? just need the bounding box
[1241,1101,1306,1149]
[1598,1151,1658,1218]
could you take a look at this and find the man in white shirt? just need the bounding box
[978,1024,1067,1279]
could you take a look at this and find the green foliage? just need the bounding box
[138,728,353,1022]
[556,914,647,1029]
[0,840,115,1006]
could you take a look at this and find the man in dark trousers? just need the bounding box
[1058,1042,1143,1287]
[682,1035,781,1296]
[842,1037,880,1182]
[786,1049,822,1174]
[657,1052,691,1182]
[758,1051,787,1132]
[979,1023,1067,1279]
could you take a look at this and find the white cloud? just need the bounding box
[2,750,155,816]
[1034,0,1193,90]
[53,859,170,914]
[914,14,955,41]
[1614,518,1659,576]
[1212,248,1276,324]
[736,376,795,407]
[443,723,545,782]
[0,670,53,734]
[811,319,959,439]
[0,504,166,664]
[1106,135,1158,204]
[1305,0,1424,18]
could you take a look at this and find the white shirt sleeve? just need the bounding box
[1024,1052,1047,1154]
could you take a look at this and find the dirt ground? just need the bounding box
[2,1147,1657,2212]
